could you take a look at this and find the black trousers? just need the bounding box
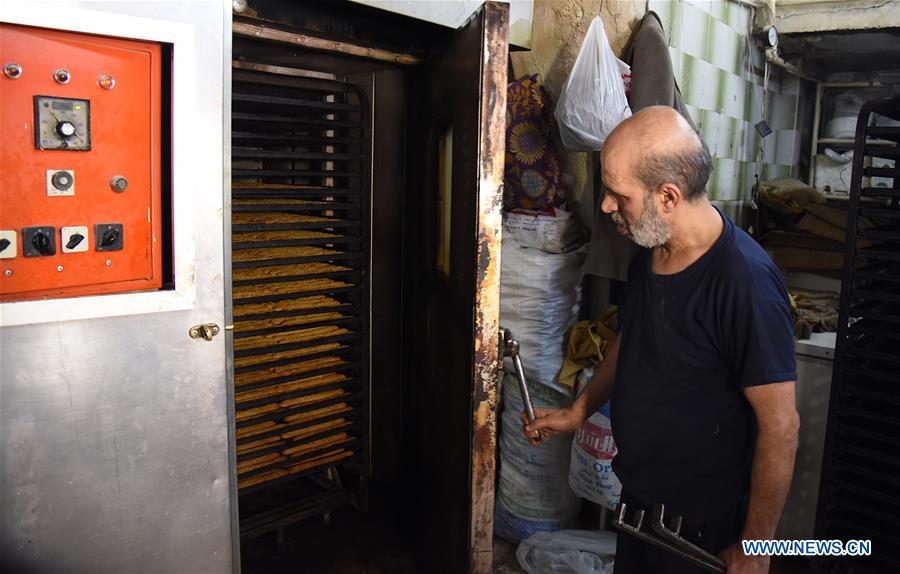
[613,489,748,574]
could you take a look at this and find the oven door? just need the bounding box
[406,3,508,573]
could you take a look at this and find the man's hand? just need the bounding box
[720,543,770,573]
[520,406,585,446]
[518,334,619,447]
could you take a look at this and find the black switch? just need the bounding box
[33,233,51,254]
[22,227,57,257]
[94,223,124,252]
[65,233,85,250]
[100,229,119,247]
[0,238,10,253]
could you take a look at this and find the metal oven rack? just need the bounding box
[230,68,370,538]
[818,96,900,572]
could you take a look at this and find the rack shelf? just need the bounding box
[817,138,896,146]
[818,96,900,573]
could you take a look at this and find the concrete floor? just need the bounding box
[241,502,416,574]
[492,537,526,574]
[492,533,815,574]
[240,502,816,574]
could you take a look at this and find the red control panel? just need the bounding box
[0,24,163,301]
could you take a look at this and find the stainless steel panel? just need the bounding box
[223,5,240,571]
[777,351,833,540]
[1,2,233,572]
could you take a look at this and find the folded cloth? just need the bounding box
[790,289,839,339]
[558,310,618,392]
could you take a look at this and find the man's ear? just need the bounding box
[657,183,682,213]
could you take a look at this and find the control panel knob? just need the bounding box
[32,231,53,255]
[100,228,120,248]
[56,120,76,139]
[65,233,85,250]
[51,171,74,191]
[110,176,128,193]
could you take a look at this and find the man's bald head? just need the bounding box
[604,106,712,201]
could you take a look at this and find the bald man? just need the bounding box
[524,107,799,574]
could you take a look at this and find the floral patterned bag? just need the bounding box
[504,74,568,211]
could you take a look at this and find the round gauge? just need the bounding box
[56,120,77,138]
[767,26,778,48]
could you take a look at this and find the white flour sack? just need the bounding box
[568,403,622,510]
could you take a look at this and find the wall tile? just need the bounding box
[719,115,739,159]
[684,55,720,111]
[680,2,710,59]
[772,93,798,131]
[688,0,714,14]
[722,73,747,120]
[670,45,684,83]
[743,161,760,195]
[649,0,675,48]
[685,103,702,127]
[709,0,727,22]
[709,17,740,75]
[712,158,738,200]
[727,1,751,34]
[626,0,801,203]
[669,0,684,49]
[762,133,777,165]
[775,129,798,167]
[701,109,721,150]
[732,117,749,159]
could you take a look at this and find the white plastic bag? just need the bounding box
[517,529,617,574]
[555,16,632,151]
[504,208,585,254]
[568,393,623,510]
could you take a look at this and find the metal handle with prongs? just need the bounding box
[613,503,726,573]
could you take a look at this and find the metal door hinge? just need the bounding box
[189,323,220,341]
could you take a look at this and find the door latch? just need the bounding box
[189,323,220,341]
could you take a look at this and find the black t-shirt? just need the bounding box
[611,207,796,523]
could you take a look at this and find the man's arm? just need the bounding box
[522,334,620,446]
[721,380,800,573]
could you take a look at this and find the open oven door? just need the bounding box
[405,2,508,573]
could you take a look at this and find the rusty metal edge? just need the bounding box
[232,20,422,66]
[468,2,508,574]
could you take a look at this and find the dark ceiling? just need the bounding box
[779,28,900,77]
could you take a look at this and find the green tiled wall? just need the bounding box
[648,0,800,202]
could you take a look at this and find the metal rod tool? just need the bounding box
[499,327,540,442]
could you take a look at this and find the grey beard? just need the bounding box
[624,197,672,248]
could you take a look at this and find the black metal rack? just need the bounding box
[230,68,371,538]
[818,96,900,573]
